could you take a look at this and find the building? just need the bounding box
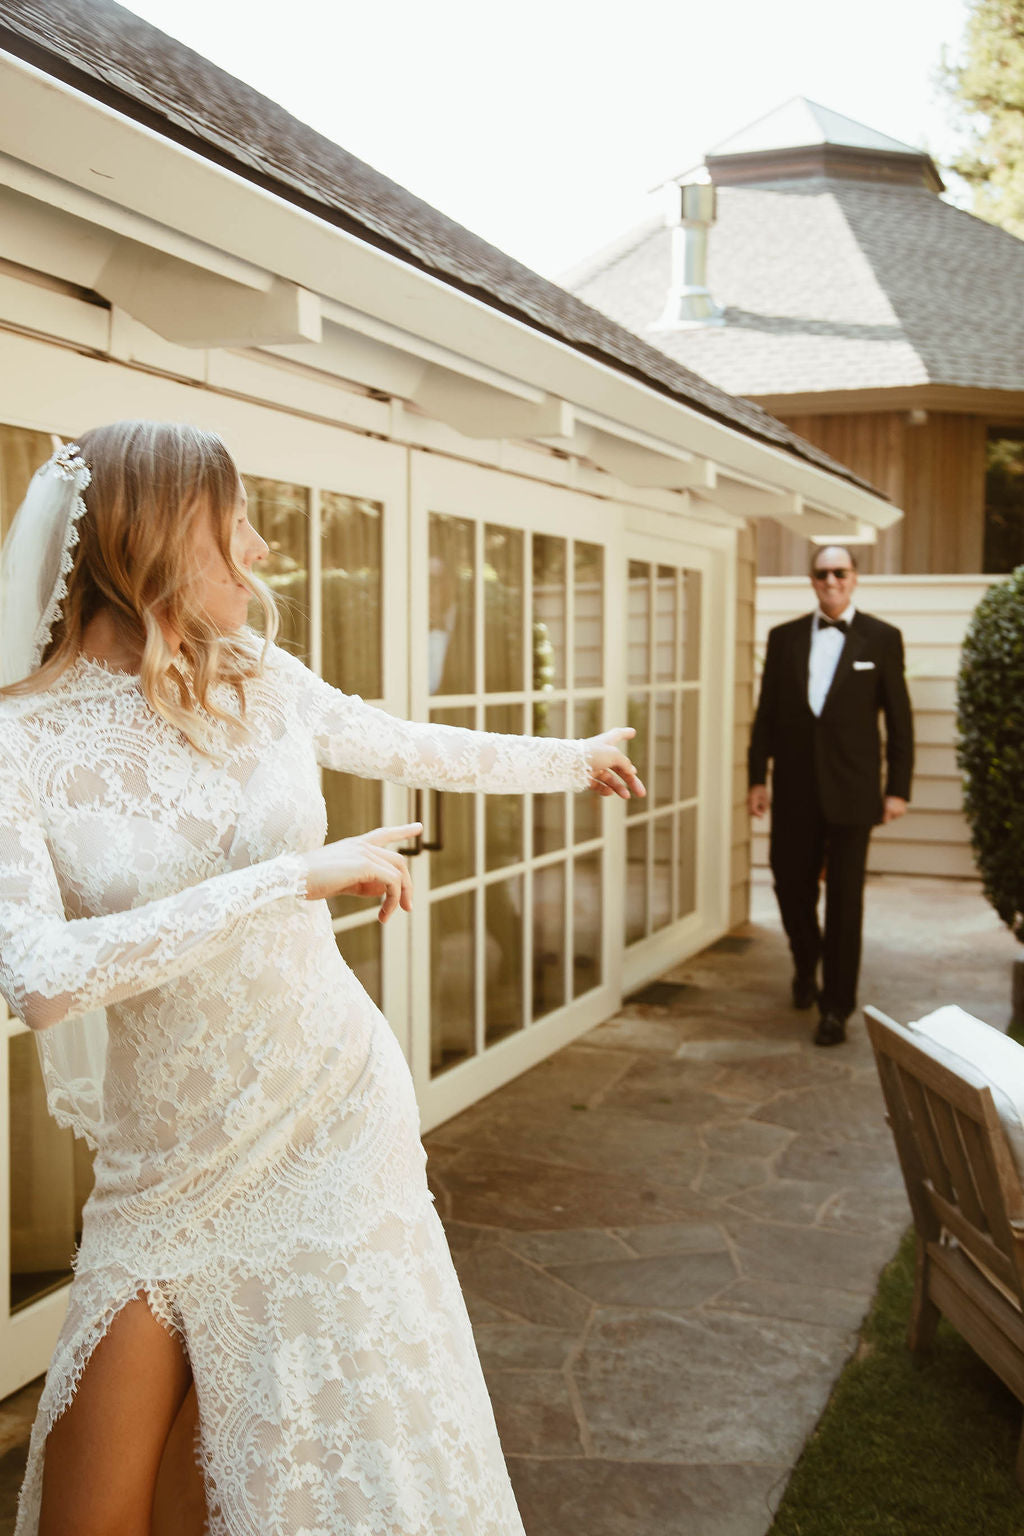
[0,7,898,1395]
[567,96,1024,577]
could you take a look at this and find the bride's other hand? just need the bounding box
[584,728,646,799]
[302,824,422,918]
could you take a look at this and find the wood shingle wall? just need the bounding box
[755,411,988,576]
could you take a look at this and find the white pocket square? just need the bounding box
[853,660,875,670]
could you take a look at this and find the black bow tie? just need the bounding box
[818,617,848,634]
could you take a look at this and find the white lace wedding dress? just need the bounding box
[0,642,590,1535]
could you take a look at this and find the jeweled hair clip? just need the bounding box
[49,443,91,485]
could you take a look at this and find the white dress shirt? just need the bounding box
[808,602,856,717]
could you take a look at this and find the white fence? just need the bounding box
[754,575,999,879]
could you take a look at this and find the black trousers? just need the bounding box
[769,797,873,1020]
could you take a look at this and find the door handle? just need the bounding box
[399,790,444,855]
[421,789,443,853]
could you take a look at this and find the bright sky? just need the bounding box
[120,0,973,278]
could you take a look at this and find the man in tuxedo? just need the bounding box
[748,546,914,1045]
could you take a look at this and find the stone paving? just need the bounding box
[426,871,1018,1536]
[0,871,1018,1534]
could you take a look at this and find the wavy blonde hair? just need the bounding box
[2,420,279,750]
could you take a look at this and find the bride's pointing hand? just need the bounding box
[302,824,422,918]
[584,728,646,799]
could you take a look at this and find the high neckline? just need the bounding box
[74,653,142,683]
[37,654,146,699]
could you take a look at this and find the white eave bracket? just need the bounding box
[95,239,322,349]
[411,365,575,442]
[692,481,878,541]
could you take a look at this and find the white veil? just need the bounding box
[0,443,109,1150]
[0,443,91,687]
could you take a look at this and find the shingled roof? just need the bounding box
[566,104,1024,402]
[0,0,878,492]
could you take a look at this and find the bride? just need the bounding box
[0,420,643,1535]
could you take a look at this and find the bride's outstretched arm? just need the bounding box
[275,647,643,797]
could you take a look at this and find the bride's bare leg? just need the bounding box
[153,1384,207,1535]
[39,1294,193,1536]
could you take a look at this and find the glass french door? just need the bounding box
[407,454,621,1129]
[620,532,725,992]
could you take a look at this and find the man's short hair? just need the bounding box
[809,545,859,576]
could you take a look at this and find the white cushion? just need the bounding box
[905,1005,1024,1180]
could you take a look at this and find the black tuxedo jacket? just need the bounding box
[748,610,914,827]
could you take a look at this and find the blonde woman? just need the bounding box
[0,422,643,1536]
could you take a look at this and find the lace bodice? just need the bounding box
[7,641,578,1534]
[0,641,588,1159]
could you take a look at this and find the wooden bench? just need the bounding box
[866,1005,1024,1489]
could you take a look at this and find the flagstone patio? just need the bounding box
[426,870,1018,1536]
[0,870,1017,1535]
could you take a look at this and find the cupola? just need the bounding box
[702,96,944,193]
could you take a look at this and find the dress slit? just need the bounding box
[14,1274,188,1534]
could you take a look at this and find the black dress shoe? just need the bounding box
[791,973,819,1010]
[813,1011,847,1047]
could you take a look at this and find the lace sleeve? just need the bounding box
[0,745,307,1033]
[273,648,591,794]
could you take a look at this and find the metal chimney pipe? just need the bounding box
[653,182,724,329]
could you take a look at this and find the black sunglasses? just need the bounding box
[812,567,852,581]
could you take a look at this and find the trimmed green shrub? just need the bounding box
[956,567,1024,943]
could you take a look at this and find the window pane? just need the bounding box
[430,706,477,887]
[680,689,700,802]
[532,534,566,689]
[654,566,677,681]
[573,851,602,998]
[573,696,604,844]
[484,524,523,693]
[321,492,382,698]
[682,570,702,682]
[677,804,698,920]
[627,560,650,685]
[532,700,566,854]
[626,693,649,820]
[244,475,310,660]
[485,704,523,871]
[574,541,604,686]
[431,891,476,1074]
[10,1032,93,1313]
[651,812,674,934]
[626,823,648,946]
[485,876,523,1045]
[429,514,475,694]
[533,861,566,1020]
[336,923,382,1009]
[653,690,676,808]
[1,424,57,541]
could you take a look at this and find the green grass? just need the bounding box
[769,1230,1024,1536]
